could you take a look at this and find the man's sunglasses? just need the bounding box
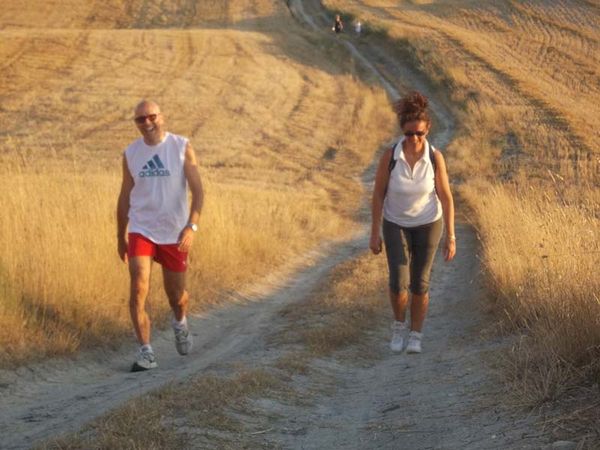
[404,130,426,137]
[134,113,159,124]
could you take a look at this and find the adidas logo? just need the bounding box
[139,154,170,177]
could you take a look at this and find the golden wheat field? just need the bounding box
[0,0,395,366]
[324,0,600,407]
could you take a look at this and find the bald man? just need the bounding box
[117,100,204,372]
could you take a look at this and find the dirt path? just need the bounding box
[0,2,549,449]
[0,234,370,449]
[241,2,547,448]
[228,222,545,449]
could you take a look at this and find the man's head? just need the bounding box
[133,100,165,145]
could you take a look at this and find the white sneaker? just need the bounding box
[406,331,423,354]
[173,322,193,355]
[390,321,407,352]
[131,347,158,372]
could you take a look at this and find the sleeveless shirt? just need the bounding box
[125,132,189,244]
[383,139,442,227]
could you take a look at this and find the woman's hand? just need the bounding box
[370,233,383,254]
[444,236,456,261]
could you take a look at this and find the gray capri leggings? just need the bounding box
[382,218,443,295]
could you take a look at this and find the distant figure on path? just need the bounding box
[332,14,344,34]
[117,100,204,372]
[370,91,456,354]
[355,20,362,36]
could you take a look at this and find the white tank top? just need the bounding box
[125,132,189,244]
[383,138,442,227]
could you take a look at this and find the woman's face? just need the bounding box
[402,120,429,145]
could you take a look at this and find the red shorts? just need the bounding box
[127,233,188,272]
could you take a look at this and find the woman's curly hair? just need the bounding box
[393,91,431,128]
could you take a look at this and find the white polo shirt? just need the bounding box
[383,139,442,227]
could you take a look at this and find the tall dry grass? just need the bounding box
[0,161,365,367]
[462,183,600,384]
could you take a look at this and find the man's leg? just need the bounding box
[163,267,192,355]
[162,267,188,320]
[129,256,153,345]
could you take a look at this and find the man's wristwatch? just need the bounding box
[187,222,198,232]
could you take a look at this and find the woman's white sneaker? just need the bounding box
[390,321,407,352]
[406,331,423,354]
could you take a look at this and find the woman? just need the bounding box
[370,91,456,354]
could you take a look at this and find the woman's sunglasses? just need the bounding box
[404,130,426,137]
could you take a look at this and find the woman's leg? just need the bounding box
[409,293,429,332]
[389,289,409,322]
[383,219,411,320]
[408,219,443,332]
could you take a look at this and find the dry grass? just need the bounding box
[39,396,188,450]
[276,250,388,358]
[0,0,394,367]
[0,0,281,29]
[322,0,600,441]
[274,352,312,375]
[0,171,128,364]
[461,183,600,395]
[39,368,286,450]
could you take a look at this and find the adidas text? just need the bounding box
[139,169,171,177]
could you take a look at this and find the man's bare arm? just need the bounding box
[183,142,204,225]
[117,155,134,261]
[177,142,204,252]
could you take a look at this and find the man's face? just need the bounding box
[133,102,164,142]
